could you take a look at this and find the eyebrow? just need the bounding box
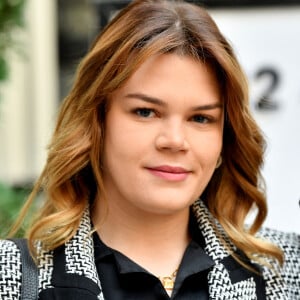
[125,93,166,106]
[125,93,222,111]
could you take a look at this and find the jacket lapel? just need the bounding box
[37,208,105,299]
[193,200,267,300]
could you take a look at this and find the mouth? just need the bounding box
[145,165,191,182]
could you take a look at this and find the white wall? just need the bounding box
[211,6,300,233]
[0,0,58,184]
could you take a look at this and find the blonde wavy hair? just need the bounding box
[12,0,282,264]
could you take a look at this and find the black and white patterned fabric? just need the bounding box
[258,227,300,299]
[1,199,299,299]
[65,208,100,287]
[0,240,22,299]
[37,245,53,292]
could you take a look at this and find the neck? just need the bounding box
[92,198,191,277]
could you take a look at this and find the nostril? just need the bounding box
[155,134,188,152]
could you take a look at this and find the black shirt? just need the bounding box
[93,216,215,299]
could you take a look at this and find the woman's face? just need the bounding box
[102,53,224,217]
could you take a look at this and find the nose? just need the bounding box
[155,118,189,152]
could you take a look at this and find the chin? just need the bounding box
[139,197,194,216]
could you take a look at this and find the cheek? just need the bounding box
[103,117,143,167]
[106,108,157,155]
[192,131,223,162]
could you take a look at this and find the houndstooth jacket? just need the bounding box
[1,200,300,299]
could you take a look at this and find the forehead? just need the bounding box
[114,53,221,104]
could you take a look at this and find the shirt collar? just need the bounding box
[93,210,214,276]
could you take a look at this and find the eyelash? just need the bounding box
[132,108,157,118]
[132,107,214,124]
[189,114,213,124]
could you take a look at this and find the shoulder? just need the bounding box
[259,227,300,264]
[0,239,22,299]
[259,227,300,247]
[258,228,300,298]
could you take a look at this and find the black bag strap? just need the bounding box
[10,238,39,300]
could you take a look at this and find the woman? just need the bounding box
[1,0,299,299]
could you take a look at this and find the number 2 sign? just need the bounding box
[254,67,280,111]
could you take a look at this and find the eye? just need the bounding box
[133,108,156,118]
[190,114,210,124]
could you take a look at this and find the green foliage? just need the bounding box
[0,0,26,81]
[0,182,30,238]
[0,56,8,80]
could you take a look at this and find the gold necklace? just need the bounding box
[158,268,178,291]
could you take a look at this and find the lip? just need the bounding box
[146,165,191,182]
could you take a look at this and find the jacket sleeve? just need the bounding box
[0,239,22,299]
[259,228,300,299]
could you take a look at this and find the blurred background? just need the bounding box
[0,0,299,236]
